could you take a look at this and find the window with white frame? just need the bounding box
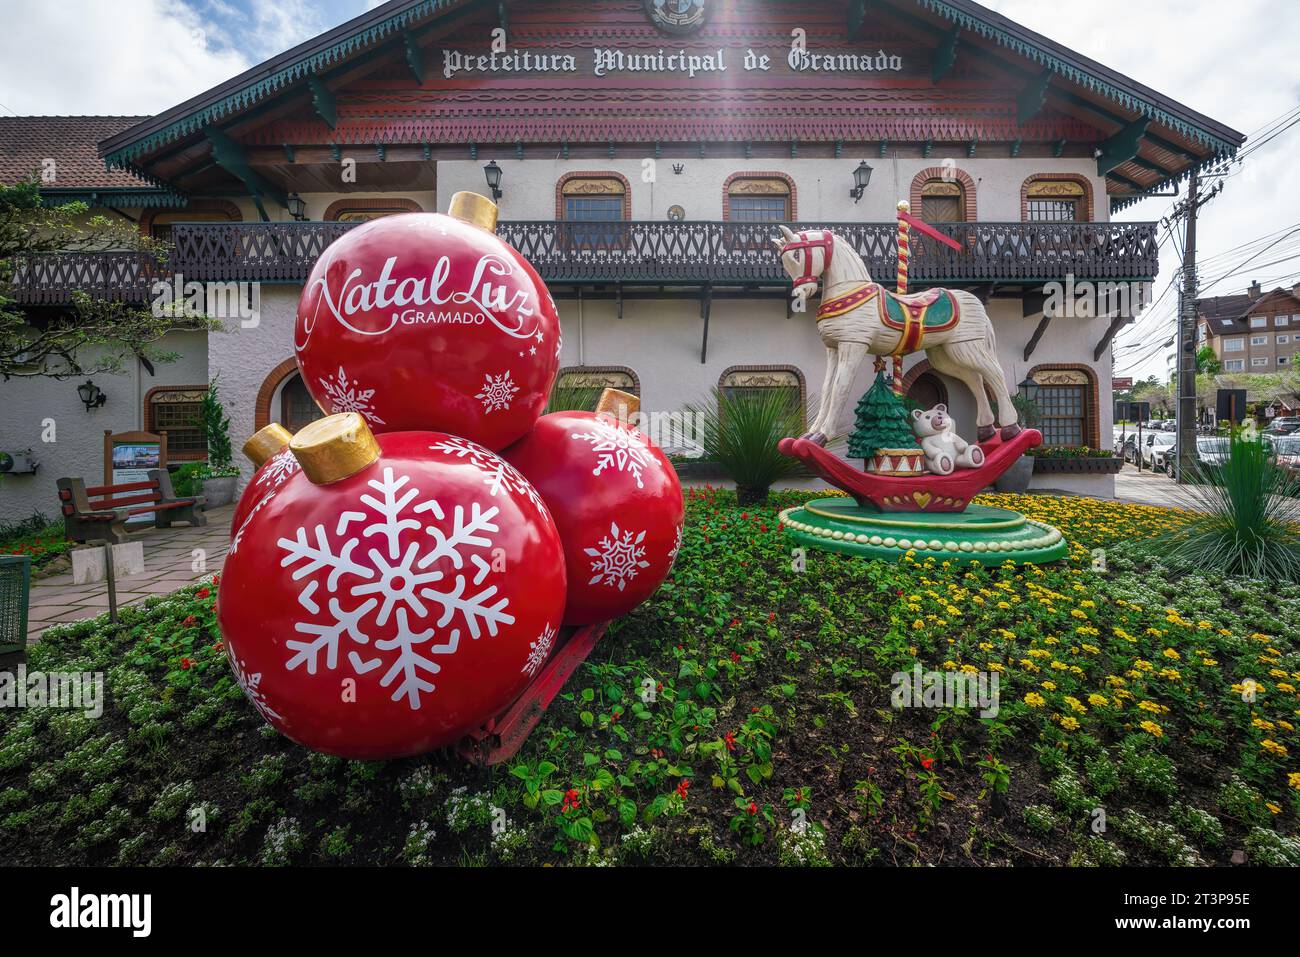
[1279,335,1290,344]
[1277,315,1289,326]
[1251,335,1269,345]
[1251,316,1268,328]
[1223,359,1245,371]
[1252,357,1269,367]
[1224,337,1244,352]
[1279,355,1291,366]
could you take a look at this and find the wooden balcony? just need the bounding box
[5,220,1159,305]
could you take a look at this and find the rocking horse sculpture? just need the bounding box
[771,202,1067,565]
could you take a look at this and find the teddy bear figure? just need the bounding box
[910,404,986,475]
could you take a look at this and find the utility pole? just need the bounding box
[1176,169,1200,483]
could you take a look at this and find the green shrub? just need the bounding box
[683,387,811,505]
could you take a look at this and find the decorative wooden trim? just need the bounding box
[139,199,242,236]
[722,171,797,220]
[255,357,302,434]
[909,167,977,222]
[143,384,208,462]
[1020,173,1094,221]
[556,365,641,396]
[322,197,423,221]
[718,363,807,421]
[556,171,632,220]
[1027,362,1100,449]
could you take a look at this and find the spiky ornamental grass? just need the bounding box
[684,387,811,505]
[1156,432,1300,581]
[544,383,604,414]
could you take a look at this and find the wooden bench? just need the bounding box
[57,469,207,544]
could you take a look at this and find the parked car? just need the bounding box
[1273,435,1300,476]
[1195,435,1231,467]
[1117,433,1140,463]
[1263,416,1300,436]
[1141,432,1177,471]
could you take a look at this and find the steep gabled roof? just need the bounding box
[0,116,152,188]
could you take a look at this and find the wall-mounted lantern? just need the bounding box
[849,160,873,203]
[286,193,308,221]
[483,160,503,200]
[77,379,106,412]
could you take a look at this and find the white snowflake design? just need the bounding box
[586,522,650,592]
[520,624,556,677]
[257,447,300,489]
[231,490,276,555]
[230,656,283,721]
[276,466,515,710]
[570,418,654,489]
[428,436,547,514]
[319,365,387,425]
[476,370,520,413]
[666,523,683,571]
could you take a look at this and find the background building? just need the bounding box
[0,0,1244,522]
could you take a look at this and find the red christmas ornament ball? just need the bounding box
[294,195,560,451]
[504,406,683,626]
[217,417,566,759]
[229,425,301,538]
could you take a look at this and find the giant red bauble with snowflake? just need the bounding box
[293,194,561,451]
[504,407,683,626]
[217,415,566,759]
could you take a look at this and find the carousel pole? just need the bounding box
[892,200,911,393]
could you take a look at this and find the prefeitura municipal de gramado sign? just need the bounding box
[645,0,708,35]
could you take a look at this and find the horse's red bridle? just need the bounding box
[780,230,834,287]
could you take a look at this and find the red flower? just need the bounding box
[181,615,197,627]
[724,731,736,752]
[676,779,690,799]
[730,651,741,664]
[562,788,581,813]
[740,512,749,520]
[211,573,221,585]
[920,755,935,771]
[767,611,776,622]
[747,801,758,816]
[777,522,784,533]
[179,657,193,670]
[212,641,224,652]
[729,618,739,628]
[195,587,211,599]
[760,524,767,533]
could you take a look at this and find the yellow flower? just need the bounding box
[1266,802,1281,815]
[1088,694,1109,707]
[1041,680,1057,691]
[1023,692,1046,708]
[1261,739,1288,757]
[1163,648,1181,661]
[1288,772,1300,791]
[1059,716,1080,731]
[1139,720,1164,738]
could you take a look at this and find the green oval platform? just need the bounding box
[778,498,1069,565]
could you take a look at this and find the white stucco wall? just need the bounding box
[0,330,209,525]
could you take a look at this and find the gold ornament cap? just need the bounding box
[242,423,293,468]
[448,191,499,231]
[290,413,381,485]
[897,199,910,213]
[596,388,640,424]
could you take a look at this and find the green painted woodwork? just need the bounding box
[1097,117,1150,176]
[306,75,337,129]
[1016,70,1051,124]
[780,499,1069,566]
[931,26,961,84]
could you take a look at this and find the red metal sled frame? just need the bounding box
[457,621,608,766]
[778,429,1042,512]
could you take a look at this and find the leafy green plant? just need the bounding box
[1153,431,1300,581]
[196,377,235,471]
[683,387,811,505]
[545,382,604,414]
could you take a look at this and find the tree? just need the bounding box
[0,178,212,380]
[848,370,919,459]
[1196,345,1221,375]
[198,378,234,470]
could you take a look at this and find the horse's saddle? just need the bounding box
[817,282,961,354]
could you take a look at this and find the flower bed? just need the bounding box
[0,491,1297,867]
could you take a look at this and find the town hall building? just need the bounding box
[0,0,1243,523]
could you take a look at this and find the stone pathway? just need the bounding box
[24,505,234,644]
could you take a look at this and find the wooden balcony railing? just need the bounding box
[4,220,1159,305]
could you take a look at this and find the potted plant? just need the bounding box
[1029,445,1124,474]
[994,393,1039,492]
[684,387,810,506]
[192,377,240,507]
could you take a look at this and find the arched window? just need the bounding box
[906,371,949,411]
[718,366,805,423]
[1023,178,1088,222]
[725,175,792,222]
[1028,367,1097,447]
[279,372,327,433]
[551,366,640,412]
[323,198,423,222]
[559,175,628,222]
[143,201,241,242]
[144,386,208,461]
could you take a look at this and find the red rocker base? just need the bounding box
[778,429,1042,512]
[457,621,608,765]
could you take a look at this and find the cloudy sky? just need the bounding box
[0,0,1296,381]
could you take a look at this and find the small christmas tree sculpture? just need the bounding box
[848,369,926,475]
